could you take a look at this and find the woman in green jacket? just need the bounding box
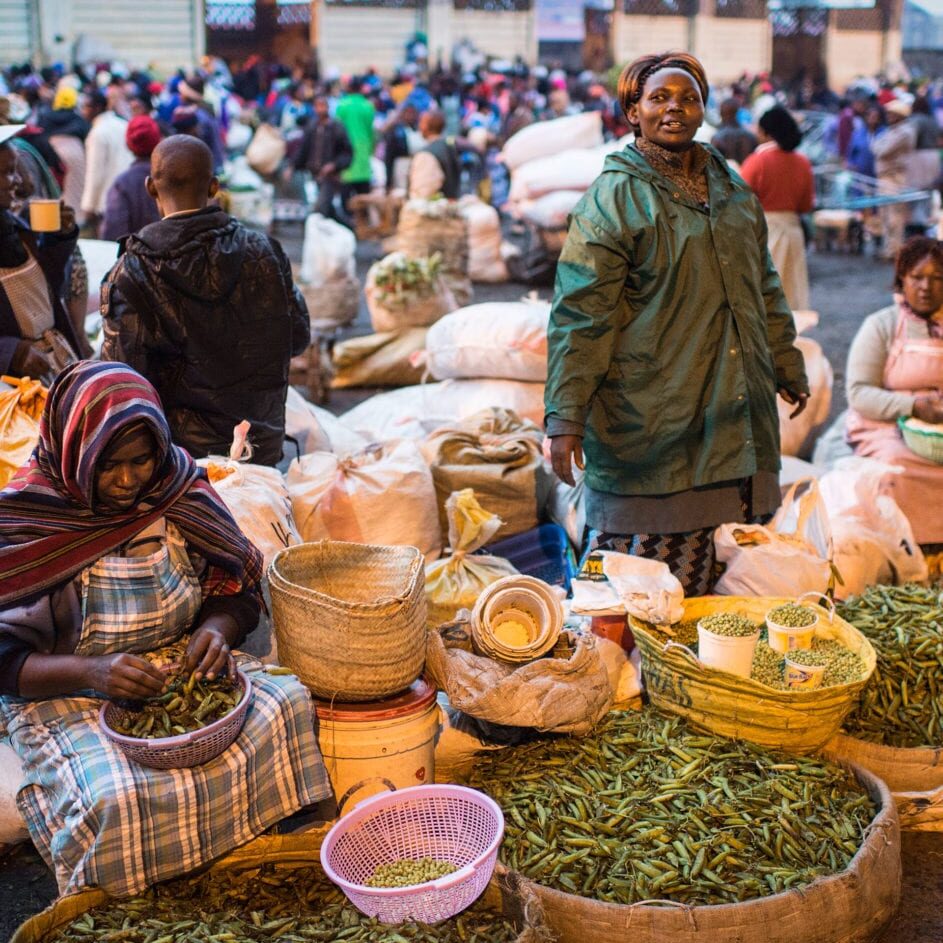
[545,52,810,595]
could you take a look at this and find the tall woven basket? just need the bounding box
[269,541,427,701]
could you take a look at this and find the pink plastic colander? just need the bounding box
[320,784,505,925]
[99,669,252,770]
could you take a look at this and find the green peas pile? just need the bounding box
[366,858,458,888]
[699,614,759,638]
[767,604,817,628]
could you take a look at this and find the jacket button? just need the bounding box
[730,348,738,356]
[737,394,744,400]
[673,192,680,198]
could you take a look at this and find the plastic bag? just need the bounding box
[0,376,45,489]
[300,213,356,288]
[714,478,833,596]
[284,387,367,457]
[425,489,519,628]
[286,439,441,561]
[460,197,507,284]
[600,551,685,626]
[817,456,927,599]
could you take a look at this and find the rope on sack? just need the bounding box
[625,898,699,931]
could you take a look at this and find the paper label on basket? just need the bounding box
[569,577,624,615]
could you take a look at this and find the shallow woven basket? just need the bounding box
[269,541,427,701]
[898,416,943,464]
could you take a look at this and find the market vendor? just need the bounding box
[845,236,943,548]
[0,126,83,384]
[0,361,331,896]
[545,52,809,596]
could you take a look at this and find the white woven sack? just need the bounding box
[460,197,507,283]
[421,302,550,382]
[714,478,833,596]
[0,740,27,846]
[284,387,367,458]
[300,213,356,288]
[517,190,583,230]
[339,379,546,442]
[501,112,603,171]
[286,439,442,561]
[197,458,300,570]
[779,335,833,457]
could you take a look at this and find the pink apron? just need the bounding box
[846,307,943,544]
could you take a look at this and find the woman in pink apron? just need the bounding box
[0,362,331,896]
[846,236,943,546]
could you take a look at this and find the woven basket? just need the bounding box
[269,541,427,701]
[898,416,943,463]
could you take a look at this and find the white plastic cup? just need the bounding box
[697,620,760,678]
[28,198,60,232]
[766,612,819,654]
[784,657,826,690]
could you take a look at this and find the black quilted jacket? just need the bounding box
[101,207,310,465]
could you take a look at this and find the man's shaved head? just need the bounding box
[150,134,214,193]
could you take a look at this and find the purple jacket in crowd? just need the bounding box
[99,159,161,242]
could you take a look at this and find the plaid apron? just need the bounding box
[0,523,330,897]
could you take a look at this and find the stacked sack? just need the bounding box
[365,251,455,332]
[390,198,472,306]
[297,213,359,328]
[341,300,549,439]
[459,195,507,283]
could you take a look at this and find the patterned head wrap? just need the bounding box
[0,361,263,606]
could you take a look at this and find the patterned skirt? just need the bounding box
[588,479,774,597]
[3,657,331,897]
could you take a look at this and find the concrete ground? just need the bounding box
[2,232,941,942]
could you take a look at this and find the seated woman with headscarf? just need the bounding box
[845,236,943,549]
[0,127,84,382]
[0,362,331,896]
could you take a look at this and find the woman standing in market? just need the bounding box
[845,236,943,549]
[740,106,815,311]
[546,52,809,596]
[0,361,331,896]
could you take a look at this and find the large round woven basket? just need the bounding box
[269,541,427,701]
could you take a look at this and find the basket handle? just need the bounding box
[663,640,702,667]
[796,590,836,622]
[337,777,398,816]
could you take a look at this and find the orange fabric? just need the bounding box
[740,142,815,214]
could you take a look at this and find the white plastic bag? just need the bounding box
[245,123,286,176]
[284,387,367,457]
[460,197,507,283]
[340,380,546,442]
[547,474,585,550]
[420,301,549,382]
[286,439,441,561]
[501,112,603,171]
[817,457,927,599]
[601,552,685,626]
[714,478,833,597]
[779,336,834,457]
[0,740,27,846]
[300,213,356,288]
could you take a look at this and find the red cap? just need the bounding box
[126,114,161,158]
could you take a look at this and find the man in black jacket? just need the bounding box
[293,95,353,224]
[101,134,310,466]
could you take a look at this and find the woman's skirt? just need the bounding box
[765,210,809,311]
[2,658,331,897]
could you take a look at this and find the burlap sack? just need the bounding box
[426,624,612,735]
[502,762,899,943]
[331,328,428,389]
[422,408,550,542]
[392,200,472,307]
[825,731,943,831]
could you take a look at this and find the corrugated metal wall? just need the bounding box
[0,0,35,66]
[70,0,201,73]
[319,6,420,75]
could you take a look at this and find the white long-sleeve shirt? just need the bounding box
[80,112,133,216]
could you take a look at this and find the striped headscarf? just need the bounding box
[0,361,264,607]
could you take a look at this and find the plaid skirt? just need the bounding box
[3,657,331,897]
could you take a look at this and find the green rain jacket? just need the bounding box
[336,93,376,185]
[544,143,809,497]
